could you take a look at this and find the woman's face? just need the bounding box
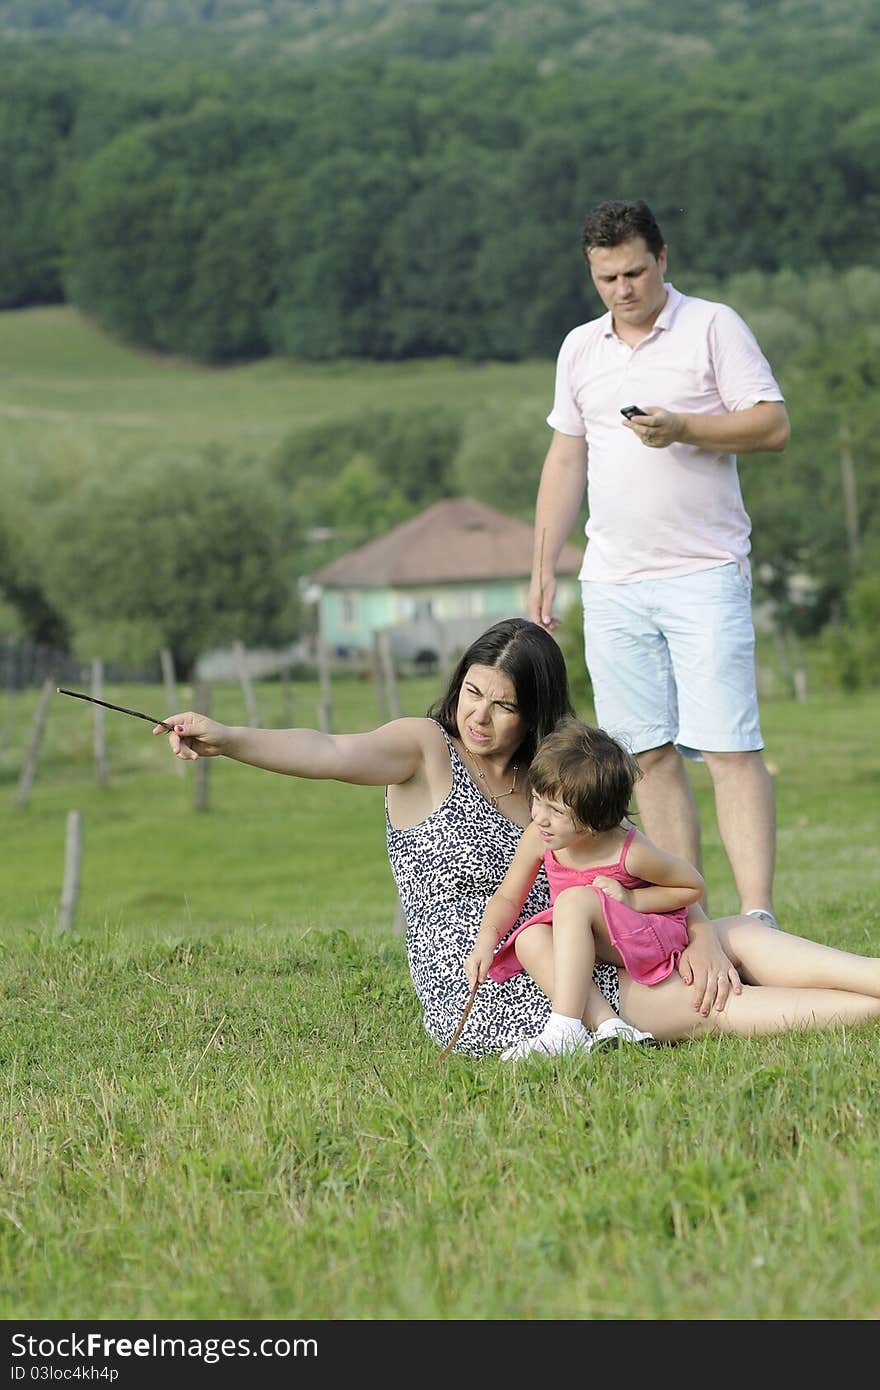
[456,664,527,760]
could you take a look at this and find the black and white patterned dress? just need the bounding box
[386,721,620,1056]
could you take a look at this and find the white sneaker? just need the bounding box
[592,1017,660,1050]
[746,908,780,930]
[500,1027,592,1061]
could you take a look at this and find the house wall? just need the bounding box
[318,576,580,654]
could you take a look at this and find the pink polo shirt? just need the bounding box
[546,284,784,583]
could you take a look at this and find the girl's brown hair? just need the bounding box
[527,718,640,832]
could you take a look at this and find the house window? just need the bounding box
[454,591,483,618]
[340,593,357,627]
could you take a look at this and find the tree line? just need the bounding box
[2,34,879,362]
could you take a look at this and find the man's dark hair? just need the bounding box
[428,618,575,770]
[581,200,665,259]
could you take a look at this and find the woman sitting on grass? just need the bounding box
[155,617,880,1056]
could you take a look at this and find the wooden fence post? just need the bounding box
[371,631,387,719]
[433,617,452,690]
[234,639,260,726]
[317,639,333,733]
[57,809,83,934]
[160,646,186,776]
[160,646,178,712]
[91,658,109,787]
[0,637,15,755]
[193,681,211,813]
[377,628,401,719]
[16,675,54,809]
[839,422,861,571]
[279,663,293,727]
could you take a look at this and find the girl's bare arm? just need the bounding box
[464,824,544,985]
[602,830,705,913]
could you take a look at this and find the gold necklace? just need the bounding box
[464,746,519,808]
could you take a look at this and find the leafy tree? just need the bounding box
[40,449,297,675]
[376,149,505,360]
[0,58,77,306]
[821,571,880,692]
[320,453,409,539]
[181,180,279,361]
[451,414,548,519]
[0,468,69,646]
[741,331,880,640]
[269,149,414,361]
[65,97,288,358]
[271,406,462,566]
[274,407,460,507]
[474,127,592,360]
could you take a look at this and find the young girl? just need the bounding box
[464,717,705,1058]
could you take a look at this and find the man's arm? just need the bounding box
[625,400,790,454]
[527,430,587,630]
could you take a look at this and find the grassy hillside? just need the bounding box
[0,304,551,474]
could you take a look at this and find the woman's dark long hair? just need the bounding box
[428,618,575,768]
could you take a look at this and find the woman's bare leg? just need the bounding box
[619,969,880,1042]
[512,918,880,1044]
[713,916,880,996]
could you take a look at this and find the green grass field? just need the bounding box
[0,305,552,473]
[2,676,880,1321]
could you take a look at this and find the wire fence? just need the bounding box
[0,638,161,693]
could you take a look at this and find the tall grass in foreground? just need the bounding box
[1,680,880,1319]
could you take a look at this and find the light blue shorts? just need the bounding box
[581,563,763,757]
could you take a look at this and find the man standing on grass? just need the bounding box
[528,199,789,925]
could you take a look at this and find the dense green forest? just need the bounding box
[1,0,879,683]
[2,1,879,66]
[3,0,880,359]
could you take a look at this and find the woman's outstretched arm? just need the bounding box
[154,712,431,788]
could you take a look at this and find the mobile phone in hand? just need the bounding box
[620,405,647,420]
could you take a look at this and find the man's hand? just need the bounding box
[527,572,559,630]
[622,407,682,449]
[623,400,789,454]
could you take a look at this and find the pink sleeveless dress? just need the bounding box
[487,826,689,987]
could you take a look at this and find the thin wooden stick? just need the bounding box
[57,687,175,732]
[438,979,479,1060]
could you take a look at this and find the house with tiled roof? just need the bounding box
[307,497,583,661]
